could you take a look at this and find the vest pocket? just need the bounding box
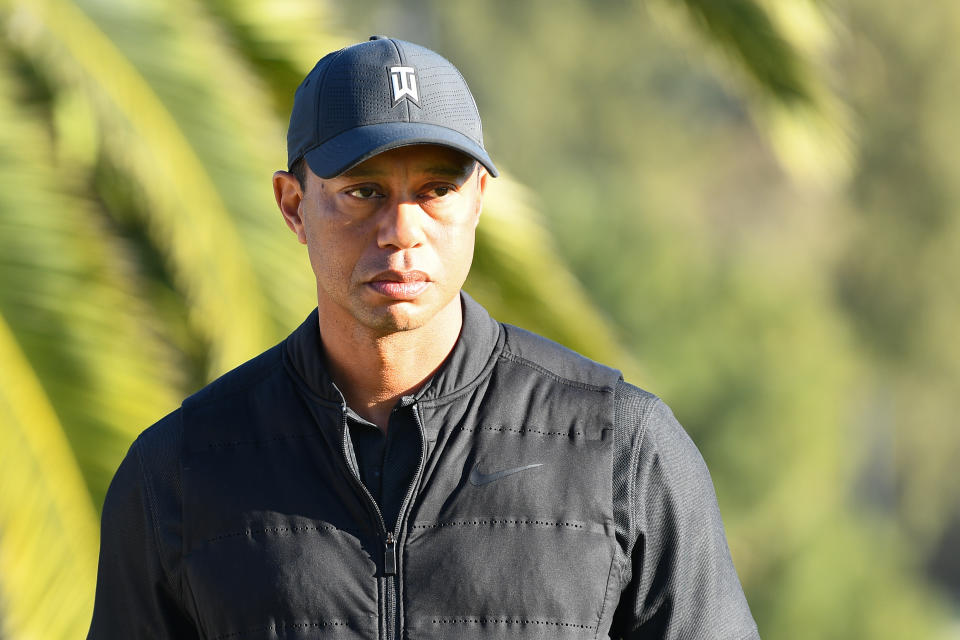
[402,519,614,639]
[183,516,378,639]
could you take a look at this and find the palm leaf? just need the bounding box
[657,0,852,184]
[470,178,643,380]
[197,0,347,115]
[45,0,335,339]
[0,314,98,638]
[0,44,183,507]
[5,0,276,377]
[672,0,814,103]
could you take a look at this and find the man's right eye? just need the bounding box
[347,187,379,199]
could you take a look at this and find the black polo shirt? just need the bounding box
[343,401,420,532]
[284,297,501,535]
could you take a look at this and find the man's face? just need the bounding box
[277,145,487,336]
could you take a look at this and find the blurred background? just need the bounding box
[1,0,959,637]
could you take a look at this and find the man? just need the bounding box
[89,36,759,639]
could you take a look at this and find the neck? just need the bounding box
[318,297,462,431]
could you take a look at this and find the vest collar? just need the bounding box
[284,291,502,405]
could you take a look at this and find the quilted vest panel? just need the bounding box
[177,326,622,640]
[180,348,380,639]
[401,326,622,639]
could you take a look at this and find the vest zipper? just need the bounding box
[338,409,391,638]
[384,532,397,574]
[337,403,426,640]
[384,532,397,640]
[386,403,428,640]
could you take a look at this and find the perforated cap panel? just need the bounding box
[286,37,497,178]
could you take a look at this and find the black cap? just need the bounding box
[286,36,498,179]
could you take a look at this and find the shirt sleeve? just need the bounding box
[610,383,760,639]
[87,413,200,639]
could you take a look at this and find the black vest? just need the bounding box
[179,295,624,639]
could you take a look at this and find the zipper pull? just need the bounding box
[384,532,397,575]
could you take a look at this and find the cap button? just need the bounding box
[369,35,389,41]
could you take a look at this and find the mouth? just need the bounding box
[365,270,431,300]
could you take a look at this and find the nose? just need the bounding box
[377,199,426,250]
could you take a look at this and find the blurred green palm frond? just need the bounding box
[6,0,278,378]
[0,312,99,638]
[469,177,642,381]
[0,49,170,635]
[0,0,642,637]
[0,40,187,501]
[657,0,852,185]
[674,0,814,103]
[197,0,348,114]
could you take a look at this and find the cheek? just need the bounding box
[303,222,352,290]
[435,220,477,279]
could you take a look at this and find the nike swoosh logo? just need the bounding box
[469,462,544,486]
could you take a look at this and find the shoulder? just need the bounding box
[612,381,720,548]
[610,383,759,638]
[108,341,291,517]
[109,342,287,475]
[132,407,185,472]
[99,408,186,581]
[182,341,287,411]
[613,382,730,571]
[100,409,185,509]
[180,339,328,452]
[614,379,705,470]
[498,323,621,392]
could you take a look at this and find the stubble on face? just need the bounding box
[300,146,484,339]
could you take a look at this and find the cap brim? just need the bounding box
[302,122,499,179]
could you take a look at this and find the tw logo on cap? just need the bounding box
[388,66,419,105]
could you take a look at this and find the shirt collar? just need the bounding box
[284,290,502,405]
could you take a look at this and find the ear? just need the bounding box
[472,166,489,227]
[273,170,307,244]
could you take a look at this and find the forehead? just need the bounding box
[336,145,476,179]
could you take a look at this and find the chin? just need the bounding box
[356,303,433,335]
[343,285,460,336]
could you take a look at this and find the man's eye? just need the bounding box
[426,186,453,198]
[348,187,379,199]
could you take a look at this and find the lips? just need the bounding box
[366,270,431,300]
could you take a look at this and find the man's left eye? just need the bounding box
[348,187,379,199]
[427,186,453,198]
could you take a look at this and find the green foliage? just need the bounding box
[469,178,641,379]
[0,0,647,636]
[0,47,158,635]
[672,0,814,104]
[1,0,958,637]
[338,0,957,636]
[0,312,98,640]
[834,0,960,549]
[7,0,277,379]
